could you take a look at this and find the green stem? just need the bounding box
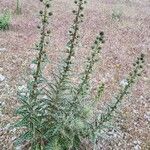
[28,5,48,147]
[16,0,21,14]
[30,6,47,101]
[56,1,83,90]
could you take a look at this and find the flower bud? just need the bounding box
[46,4,50,8]
[49,12,53,16]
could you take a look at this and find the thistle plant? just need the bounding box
[14,0,145,149]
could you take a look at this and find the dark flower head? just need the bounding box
[46,4,50,8]
[39,10,43,14]
[74,1,77,4]
[141,53,145,58]
[99,31,104,36]
[49,12,53,16]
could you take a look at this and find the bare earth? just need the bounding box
[0,0,150,149]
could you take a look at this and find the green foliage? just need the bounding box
[14,0,52,149]
[0,11,11,30]
[14,0,145,149]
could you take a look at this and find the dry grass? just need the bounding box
[0,0,150,149]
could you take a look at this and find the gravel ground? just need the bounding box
[0,0,150,149]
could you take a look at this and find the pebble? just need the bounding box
[30,64,37,70]
[0,67,3,72]
[120,79,128,87]
[0,74,5,82]
[144,112,150,122]
[18,85,27,91]
[0,48,6,52]
[134,145,141,150]
[3,123,11,130]
[11,136,16,141]
[0,112,3,117]
[0,101,5,106]
[143,77,149,81]
[16,146,22,150]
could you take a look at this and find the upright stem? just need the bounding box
[28,5,49,148]
[16,0,21,14]
[74,33,104,103]
[30,6,47,101]
[56,1,83,88]
[96,54,145,128]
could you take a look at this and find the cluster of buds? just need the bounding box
[60,0,87,83]
[114,54,145,111]
[74,32,105,99]
[31,0,53,94]
[92,31,105,52]
[126,53,145,86]
[33,0,53,61]
[84,32,105,77]
[67,0,87,54]
[132,53,145,75]
[37,0,53,41]
[96,53,145,128]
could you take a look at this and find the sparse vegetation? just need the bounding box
[112,8,122,21]
[0,10,11,30]
[16,0,22,14]
[13,0,146,150]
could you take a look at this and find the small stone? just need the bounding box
[42,95,48,99]
[78,42,83,47]
[144,112,150,122]
[18,85,27,91]
[133,109,138,114]
[18,85,28,96]
[143,77,149,81]
[0,112,3,117]
[133,140,141,145]
[11,128,16,133]
[4,123,11,130]
[20,92,26,96]
[0,67,3,72]
[120,79,128,87]
[0,101,5,106]
[30,64,37,70]
[140,95,144,99]
[16,146,22,150]
[11,136,16,141]
[0,48,6,52]
[134,145,141,150]
[0,74,5,82]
